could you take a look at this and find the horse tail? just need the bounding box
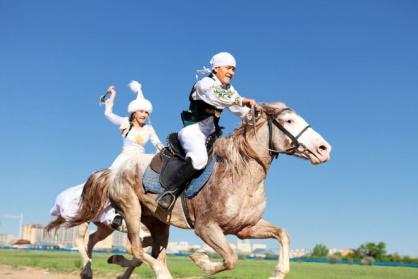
[45,216,66,233]
[68,169,112,227]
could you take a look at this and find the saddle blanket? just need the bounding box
[142,157,216,198]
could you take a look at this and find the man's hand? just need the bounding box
[242,98,256,108]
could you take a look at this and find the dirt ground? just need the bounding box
[0,265,201,279]
[0,265,81,279]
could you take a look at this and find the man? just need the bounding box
[158,52,256,209]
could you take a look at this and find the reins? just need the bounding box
[249,106,313,160]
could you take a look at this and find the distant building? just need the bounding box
[340,248,354,257]
[236,240,252,254]
[0,233,18,246]
[289,248,309,258]
[112,231,128,249]
[252,243,267,251]
[20,224,128,250]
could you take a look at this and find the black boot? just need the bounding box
[111,213,123,230]
[157,157,197,209]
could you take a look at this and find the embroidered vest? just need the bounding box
[181,74,223,128]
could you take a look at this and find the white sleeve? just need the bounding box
[148,125,162,147]
[228,105,250,120]
[195,78,243,109]
[104,100,128,126]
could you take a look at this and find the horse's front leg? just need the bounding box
[191,223,238,275]
[143,216,171,276]
[79,222,113,279]
[75,223,92,279]
[236,219,290,279]
[115,188,171,279]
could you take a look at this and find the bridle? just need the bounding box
[266,108,311,159]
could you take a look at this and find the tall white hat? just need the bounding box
[210,52,236,69]
[127,80,153,114]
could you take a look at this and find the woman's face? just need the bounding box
[214,65,236,85]
[133,110,149,125]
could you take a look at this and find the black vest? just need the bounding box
[181,74,223,128]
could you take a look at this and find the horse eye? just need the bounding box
[286,119,293,124]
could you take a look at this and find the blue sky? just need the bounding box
[1,1,417,256]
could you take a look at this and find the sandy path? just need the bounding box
[0,265,80,279]
[0,265,202,279]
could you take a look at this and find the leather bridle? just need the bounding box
[266,108,311,159]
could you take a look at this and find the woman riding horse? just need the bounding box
[47,81,163,277]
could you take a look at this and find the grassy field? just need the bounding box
[1,250,418,278]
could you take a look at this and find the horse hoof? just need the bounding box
[80,262,92,279]
[107,254,124,265]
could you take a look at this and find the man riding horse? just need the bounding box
[157,52,256,209]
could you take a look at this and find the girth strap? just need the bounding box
[181,192,194,229]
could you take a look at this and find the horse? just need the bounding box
[45,170,153,279]
[69,102,331,279]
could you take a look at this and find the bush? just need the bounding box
[328,255,341,264]
[311,244,329,257]
[360,256,375,265]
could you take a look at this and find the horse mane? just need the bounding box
[214,102,286,177]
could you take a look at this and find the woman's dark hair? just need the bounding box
[124,113,135,138]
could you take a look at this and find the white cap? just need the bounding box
[210,52,236,69]
[127,80,153,114]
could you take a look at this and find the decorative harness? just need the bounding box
[182,106,314,229]
[266,108,311,158]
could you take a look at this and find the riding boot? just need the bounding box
[157,157,197,209]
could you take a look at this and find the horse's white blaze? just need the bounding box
[283,112,331,163]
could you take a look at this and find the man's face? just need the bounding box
[214,65,236,85]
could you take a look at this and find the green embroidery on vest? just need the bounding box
[213,85,236,99]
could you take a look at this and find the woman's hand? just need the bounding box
[106,85,116,96]
[104,85,117,105]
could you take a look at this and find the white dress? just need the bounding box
[50,101,162,225]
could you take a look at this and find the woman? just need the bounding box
[50,81,163,229]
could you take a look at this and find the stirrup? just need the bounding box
[156,191,177,210]
[111,214,123,230]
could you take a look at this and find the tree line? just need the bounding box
[309,242,418,264]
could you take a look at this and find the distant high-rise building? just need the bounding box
[0,233,18,245]
[20,224,128,250]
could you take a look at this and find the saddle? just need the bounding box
[143,132,219,209]
[150,132,217,176]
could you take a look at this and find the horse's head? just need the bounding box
[259,103,331,164]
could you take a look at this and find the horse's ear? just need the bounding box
[261,105,276,117]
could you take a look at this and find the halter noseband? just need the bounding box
[267,108,311,159]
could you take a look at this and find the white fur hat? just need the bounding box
[210,52,236,69]
[127,80,153,114]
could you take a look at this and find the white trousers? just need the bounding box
[178,116,215,170]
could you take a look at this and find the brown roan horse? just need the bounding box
[69,102,331,279]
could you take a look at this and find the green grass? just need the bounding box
[1,250,418,278]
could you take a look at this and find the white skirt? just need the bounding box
[50,150,155,225]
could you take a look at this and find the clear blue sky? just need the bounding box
[1,1,417,256]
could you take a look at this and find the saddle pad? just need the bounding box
[142,156,216,198]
